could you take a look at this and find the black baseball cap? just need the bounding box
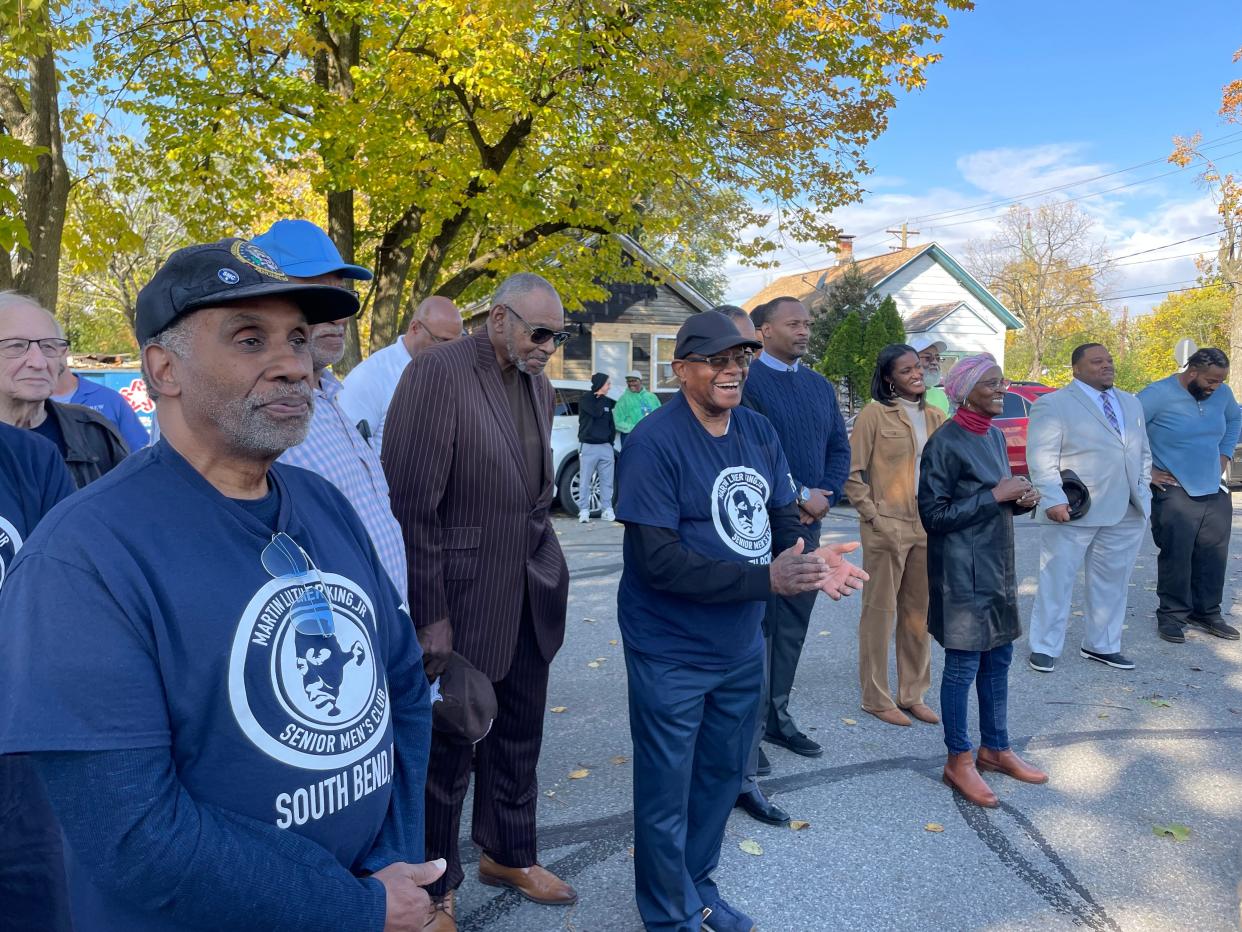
[674,311,763,359]
[134,238,361,343]
[431,652,498,745]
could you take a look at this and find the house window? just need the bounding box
[654,335,678,390]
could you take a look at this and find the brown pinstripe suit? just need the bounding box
[381,328,569,894]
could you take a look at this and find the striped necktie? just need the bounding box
[1100,392,1121,435]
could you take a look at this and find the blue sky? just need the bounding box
[724,0,1242,315]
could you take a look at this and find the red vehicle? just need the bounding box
[994,382,1054,476]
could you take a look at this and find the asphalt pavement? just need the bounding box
[448,504,1242,932]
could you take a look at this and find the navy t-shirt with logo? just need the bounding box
[0,440,424,931]
[0,422,75,590]
[616,393,795,668]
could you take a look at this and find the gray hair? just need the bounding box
[140,317,194,402]
[492,272,560,310]
[0,291,63,338]
[712,304,750,327]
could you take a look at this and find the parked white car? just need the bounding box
[551,379,621,515]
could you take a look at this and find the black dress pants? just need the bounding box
[1150,485,1233,628]
[424,603,550,896]
[763,585,819,740]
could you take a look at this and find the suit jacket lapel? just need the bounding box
[471,331,534,500]
[1065,384,1123,445]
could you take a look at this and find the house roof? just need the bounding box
[740,245,929,312]
[461,232,713,323]
[903,301,964,333]
[739,242,1022,331]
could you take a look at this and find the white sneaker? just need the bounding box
[579,511,590,523]
[601,508,616,522]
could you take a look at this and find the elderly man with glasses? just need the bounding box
[0,240,442,932]
[381,272,576,930]
[0,292,129,487]
[616,311,867,932]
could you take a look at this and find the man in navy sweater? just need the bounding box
[738,297,850,810]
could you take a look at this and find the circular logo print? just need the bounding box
[229,572,390,771]
[0,515,21,593]
[710,467,771,557]
[217,268,241,285]
[231,240,289,281]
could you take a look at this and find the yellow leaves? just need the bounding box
[925,823,945,833]
[738,839,763,856]
[569,768,590,779]
[789,820,810,831]
[549,706,568,713]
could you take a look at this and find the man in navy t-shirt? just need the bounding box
[616,312,867,932]
[0,423,76,932]
[0,239,442,932]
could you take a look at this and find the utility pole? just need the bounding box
[885,221,920,250]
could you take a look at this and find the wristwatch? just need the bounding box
[796,486,812,507]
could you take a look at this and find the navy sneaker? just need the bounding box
[1028,652,1055,673]
[702,898,757,932]
[1187,616,1241,640]
[1080,648,1135,670]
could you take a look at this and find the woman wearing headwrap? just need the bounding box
[845,344,946,727]
[917,353,1049,808]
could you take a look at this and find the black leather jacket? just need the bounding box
[45,401,129,489]
[917,421,1033,652]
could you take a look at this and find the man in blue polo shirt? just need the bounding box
[0,239,442,931]
[617,312,867,932]
[0,423,76,932]
[1139,348,1242,643]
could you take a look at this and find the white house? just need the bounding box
[740,236,1022,368]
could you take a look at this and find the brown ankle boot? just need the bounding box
[976,747,1049,784]
[424,890,456,932]
[942,751,999,808]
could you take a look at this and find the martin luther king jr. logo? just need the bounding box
[710,467,771,558]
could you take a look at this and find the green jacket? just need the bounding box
[924,386,950,414]
[614,388,661,434]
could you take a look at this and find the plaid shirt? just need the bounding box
[278,370,408,602]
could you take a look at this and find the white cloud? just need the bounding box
[724,142,1224,317]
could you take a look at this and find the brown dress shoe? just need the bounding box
[866,707,912,726]
[976,747,1049,785]
[478,852,578,905]
[424,890,456,931]
[900,703,941,725]
[942,751,999,808]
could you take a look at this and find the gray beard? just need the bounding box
[923,368,941,387]
[205,384,315,457]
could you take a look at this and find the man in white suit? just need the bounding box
[1025,343,1152,672]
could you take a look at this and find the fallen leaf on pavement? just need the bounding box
[1152,823,1191,842]
[609,639,618,645]
[583,617,596,623]
[789,820,811,831]
[842,718,858,726]
[1098,713,1109,719]
[818,630,830,636]
[544,790,556,798]
[550,706,568,713]
[587,661,600,668]
[611,755,630,765]
[595,657,607,662]
[739,840,763,856]
[925,823,945,833]
[569,769,590,779]
[1147,698,1173,708]
[1072,610,1084,617]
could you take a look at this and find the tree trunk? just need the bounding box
[370,242,414,353]
[11,21,69,312]
[326,188,361,373]
[1222,235,1242,396]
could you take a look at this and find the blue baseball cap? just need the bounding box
[251,219,374,281]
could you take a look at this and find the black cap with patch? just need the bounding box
[674,310,763,359]
[134,238,361,343]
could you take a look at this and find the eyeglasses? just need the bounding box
[261,532,335,637]
[977,378,1012,391]
[0,337,70,359]
[501,305,571,348]
[428,329,466,344]
[683,350,754,370]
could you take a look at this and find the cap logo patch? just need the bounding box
[217,268,240,285]
[231,240,289,281]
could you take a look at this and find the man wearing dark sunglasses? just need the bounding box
[615,311,868,932]
[0,239,443,932]
[382,272,575,930]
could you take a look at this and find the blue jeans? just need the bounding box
[940,643,1013,755]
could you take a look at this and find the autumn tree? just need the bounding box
[0,0,77,311]
[966,201,1111,382]
[1171,47,1242,394]
[90,0,972,369]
